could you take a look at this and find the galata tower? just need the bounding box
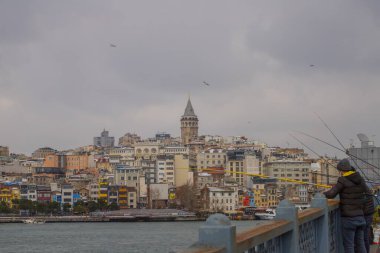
[180,98,199,145]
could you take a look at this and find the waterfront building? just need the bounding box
[180,98,199,145]
[78,187,89,201]
[10,187,20,208]
[149,183,169,208]
[201,187,237,212]
[94,129,115,148]
[20,184,28,200]
[37,185,51,204]
[0,185,11,203]
[108,185,118,205]
[88,183,99,201]
[197,172,215,190]
[27,184,38,202]
[62,184,74,207]
[114,165,140,189]
[126,187,137,208]
[242,190,255,207]
[138,176,148,208]
[294,185,310,204]
[118,185,128,208]
[98,178,109,202]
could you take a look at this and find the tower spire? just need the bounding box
[183,97,196,117]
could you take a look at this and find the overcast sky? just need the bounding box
[1,1,380,156]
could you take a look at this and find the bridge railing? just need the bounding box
[182,193,342,253]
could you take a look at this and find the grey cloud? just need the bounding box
[0,1,379,156]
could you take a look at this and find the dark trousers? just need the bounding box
[363,215,374,253]
[342,216,366,253]
[355,215,374,253]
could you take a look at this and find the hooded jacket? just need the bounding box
[324,171,367,217]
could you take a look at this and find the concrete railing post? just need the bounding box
[198,213,236,253]
[275,199,300,253]
[311,193,330,253]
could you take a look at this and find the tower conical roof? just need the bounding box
[183,98,197,117]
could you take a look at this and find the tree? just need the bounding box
[62,203,71,213]
[0,201,11,214]
[108,202,119,211]
[175,181,198,211]
[87,201,98,212]
[48,201,60,215]
[73,204,86,214]
[97,199,108,211]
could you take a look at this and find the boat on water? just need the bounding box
[22,218,45,224]
[254,209,276,220]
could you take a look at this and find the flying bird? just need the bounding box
[309,64,315,67]
[203,81,210,86]
[110,43,117,48]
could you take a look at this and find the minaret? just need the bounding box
[180,98,199,145]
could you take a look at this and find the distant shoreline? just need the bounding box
[0,215,205,223]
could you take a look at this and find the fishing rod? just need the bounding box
[290,133,379,185]
[313,113,380,180]
[290,133,338,174]
[295,130,380,176]
[295,129,380,188]
[312,114,380,204]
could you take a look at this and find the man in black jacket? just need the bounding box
[324,158,367,253]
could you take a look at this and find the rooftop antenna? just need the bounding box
[349,138,354,148]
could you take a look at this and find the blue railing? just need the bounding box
[182,193,342,253]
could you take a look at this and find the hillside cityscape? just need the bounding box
[2,98,376,217]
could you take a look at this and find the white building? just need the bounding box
[264,160,312,187]
[156,155,175,185]
[61,184,74,207]
[203,187,237,212]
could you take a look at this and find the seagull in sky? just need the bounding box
[110,43,117,48]
[309,64,315,67]
[203,81,210,86]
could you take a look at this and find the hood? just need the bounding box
[345,172,363,185]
